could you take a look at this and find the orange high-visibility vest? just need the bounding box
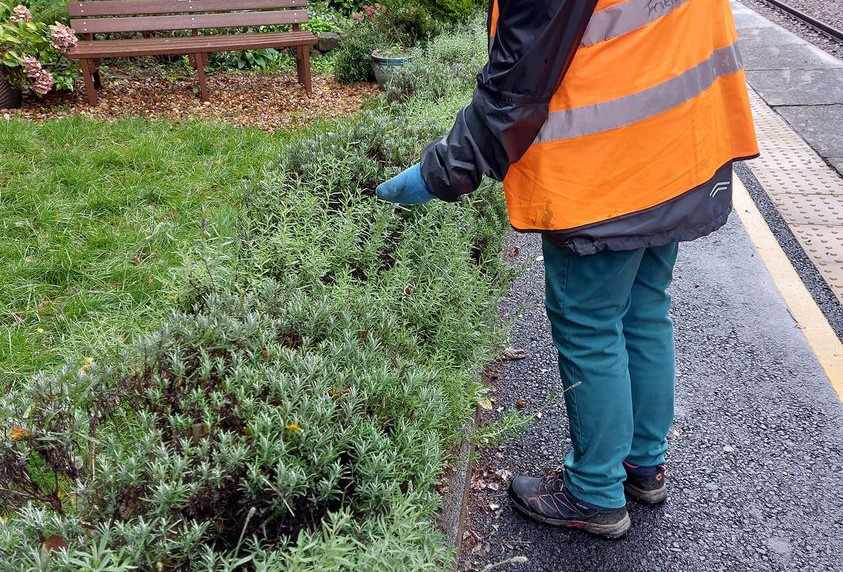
[490,0,759,231]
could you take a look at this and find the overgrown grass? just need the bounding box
[0,118,287,386]
[1,14,504,571]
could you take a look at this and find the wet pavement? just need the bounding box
[458,216,843,572]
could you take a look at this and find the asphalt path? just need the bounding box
[458,212,843,571]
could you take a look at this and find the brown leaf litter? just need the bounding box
[4,68,380,132]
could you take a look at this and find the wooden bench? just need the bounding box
[66,0,317,105]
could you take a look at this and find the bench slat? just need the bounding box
[68,0,306,18]
[71,9,308,33]
[68,30,316,58]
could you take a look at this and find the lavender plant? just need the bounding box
[0,14,505,571]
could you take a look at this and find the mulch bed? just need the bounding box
[3,68,380,131]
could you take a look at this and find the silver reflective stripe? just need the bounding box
[535,43,743,144]
[581,0,693,47]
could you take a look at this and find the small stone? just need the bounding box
[317,32,342,53]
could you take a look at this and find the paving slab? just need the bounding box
[740,42,843,71]
[744,69,843,106]
[776,104,843,159]
[731,5,773,29]
[458,221,843,572]
[736,24,811,46]
[734,1,843,181]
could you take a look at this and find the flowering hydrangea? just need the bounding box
[9,4,31,24]
[32,70,54,95]
[49,24,78,51]
[2,4,80,98]
[21,55,43,78]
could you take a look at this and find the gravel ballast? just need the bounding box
[737,0,843,59]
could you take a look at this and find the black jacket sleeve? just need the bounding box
[420,0,598,201]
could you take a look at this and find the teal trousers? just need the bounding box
[542,238,679,509]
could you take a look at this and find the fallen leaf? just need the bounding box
[478,398,493,411]
[286,423,303,434]
[10,427,30,440]
[503,347,528,361]
[79,357,94,374]
[515,398,527,409]
[42,535,67,552]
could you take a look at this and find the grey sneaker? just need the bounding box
[508,469,631,539]
[623,461,668,504]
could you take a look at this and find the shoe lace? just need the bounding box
[539,467,565,490]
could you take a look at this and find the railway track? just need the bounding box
[756,0,843,42]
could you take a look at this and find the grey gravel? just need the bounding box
[773,0,843,29]
[458,220,843,572]
[737,0,843,60]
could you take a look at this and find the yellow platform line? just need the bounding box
[733,177,843,402]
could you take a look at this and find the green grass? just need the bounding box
[0,117,286,386]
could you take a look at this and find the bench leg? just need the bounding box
[92,60,102,89]
[194,52,209,102]
[79,58,98,105]
[295,46,312,95]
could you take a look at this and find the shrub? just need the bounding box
[334,33,377,83]
[0,1,80,93]
[334,2,439,84]
[1,15,508,571]
[419,0,474,22]
[24,0,68,25]
[385,14,487,102]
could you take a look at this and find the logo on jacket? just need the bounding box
[710,181,731,198]
[648,0,681,16]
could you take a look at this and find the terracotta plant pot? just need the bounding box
[371,50,417,88]
[0,73,22,109]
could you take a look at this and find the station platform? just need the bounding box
[732,2,843,306]
[455,4,843,571]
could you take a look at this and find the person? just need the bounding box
[376,0,759,539]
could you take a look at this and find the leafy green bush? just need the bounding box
[385,20,487,102]
[334,2,440,84]
[419,0,474,22]
[1,14,507,571]
[304,1,345,34]
[334,33,377,83]
[386,3,438,44]
[22,0,69,25]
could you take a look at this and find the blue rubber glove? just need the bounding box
[376,164,437,205]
